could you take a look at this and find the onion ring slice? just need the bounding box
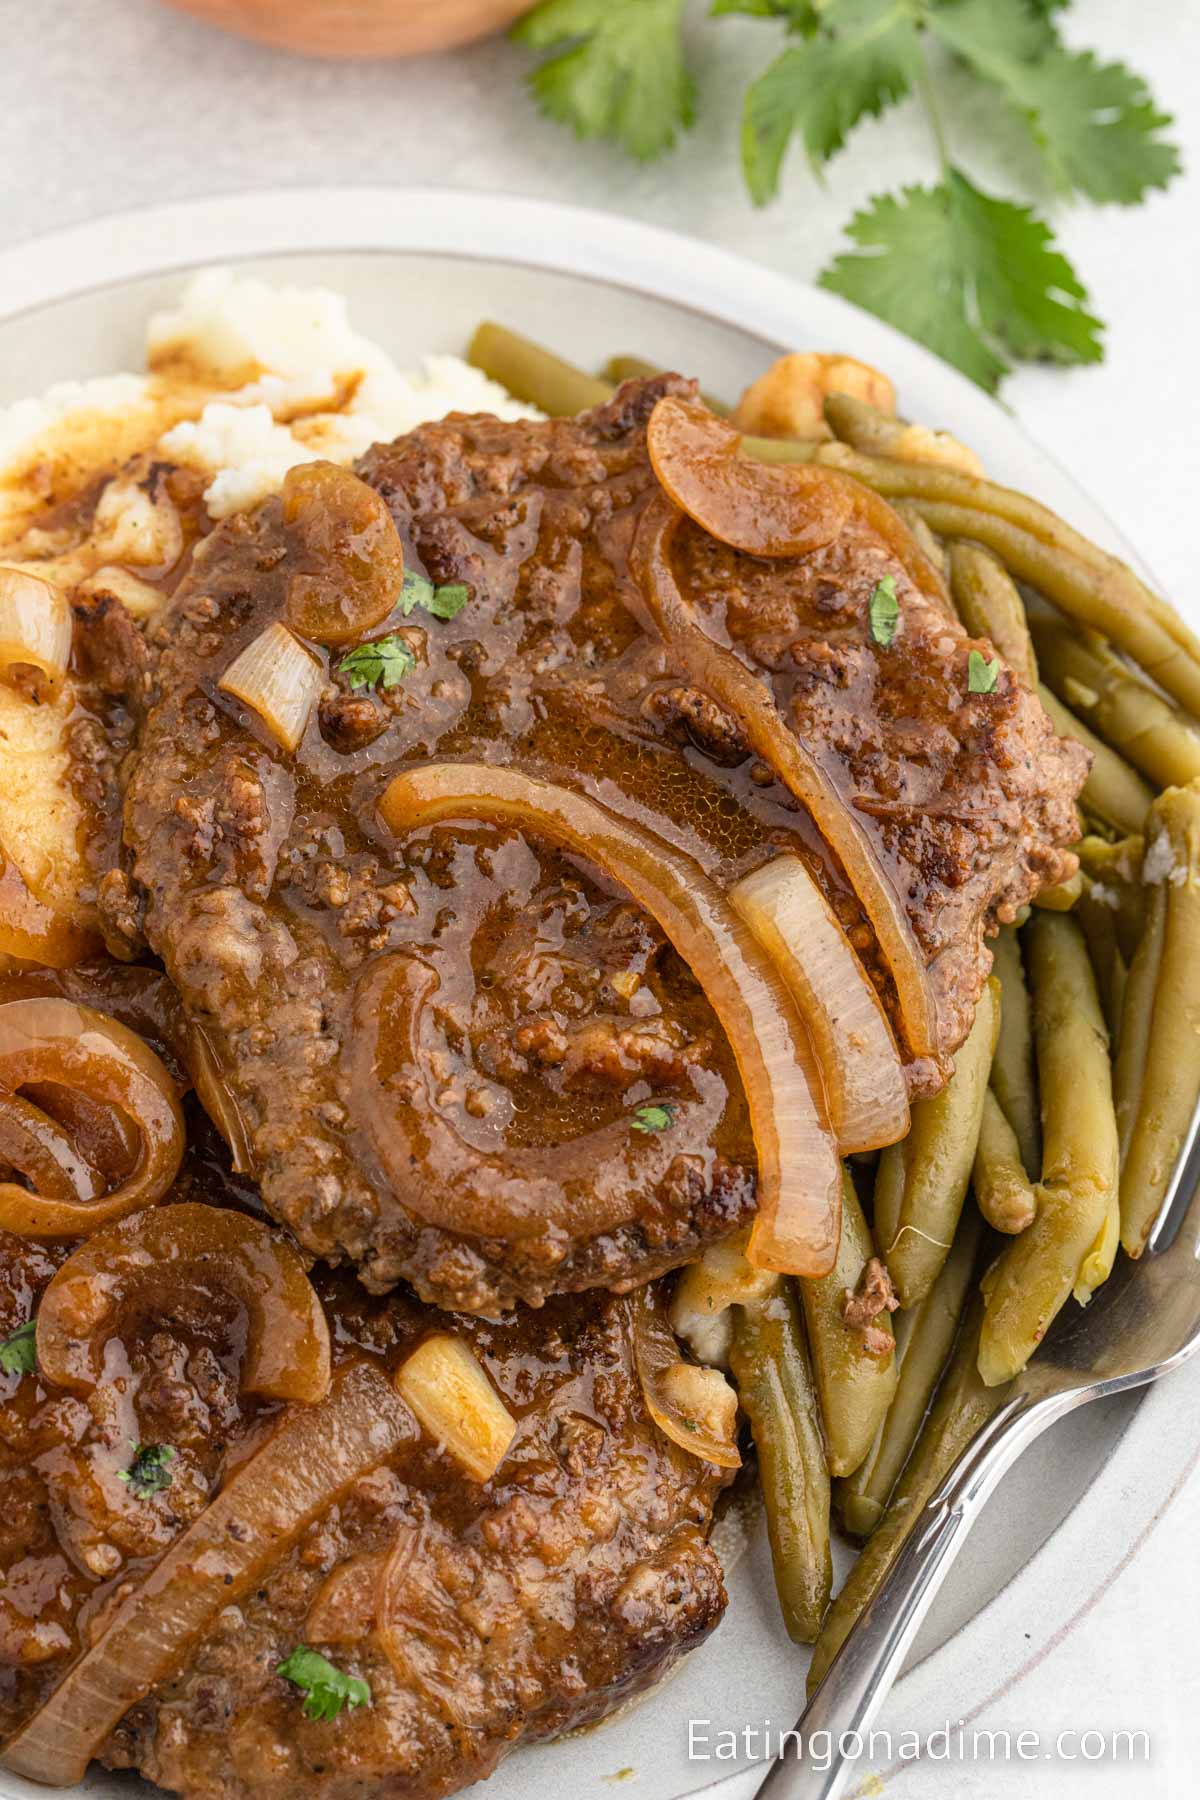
[1,1360,414,1789]
[632,1288,741,1469]
[631,494,939,1066]
[730,854,909,1153]
[0,1091,103,1203]
[376,762,840,1276]
[0,999,184,1237]
[36,1202,331,1404]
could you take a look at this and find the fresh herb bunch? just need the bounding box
[511,0,1180,391]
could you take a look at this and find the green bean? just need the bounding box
[1117,784,1200,1256]
[834,1206,982,1539]
[1038,685,1153,837]
[813,439,1200,674]
[823,394,980,481]
[988,926,1041,1179]
[808,1298,1006,1693]
[1072,832,1145,962]
[978,912,1118,1385]
[874,978,1000,1307]
[1032,869,1082,911]
[799,1171,898,1479]
[1076,875,1129,1040]
[601,356,731,417]
[468,322,613,416]
[891,501,946,577]
[729,1285,831,1643]
[1028,597,1200,788]
[973,1090,1037,1235]
[886,497,1200,718]
[1113,882,1165,1177]
[948,543,1038,689]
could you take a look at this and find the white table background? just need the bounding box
[1,1,1198,1793]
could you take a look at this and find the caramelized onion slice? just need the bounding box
[377,762,840,1276]
[184,1021,255,1174]
[0,565,72,699]
[0,843,99,968]
[218,620,323,753]
[730,854,909,1154]
[633,1289,741,1469]
[281,460,405,644]
[0,999,184,1237]
[0,1359,414,1789]
[0,1091,103,1203]
[632,496,938,1068]
[36,1202,331,1404]
[647,394,855,558]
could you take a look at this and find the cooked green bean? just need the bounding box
[1038,685,1153,837]
[729,1285,831,1643]
[799,1171,898,1479]
[1073,832,1145,962]
[1113,881,1165,1179]
[978,912,1118,1385]
[1028,597,1200,789]
[1032,869,1082,911]
[892,501,946,576]
[809,1297,1005,1693]
[1076,875,1129,1040]
[834,1206,982,1539]
[888,498,1200,718]
[468,322,613,416]
[973,1090,1037,1235]
[948,542,1038,689]
[813,438,1200,674]
[601,355,731,417]
[989,928,1040,1178]
[1117,784,1200,1256]
[874,979,1000,1307]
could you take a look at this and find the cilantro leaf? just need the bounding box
[118,1443,175,1499]
[512,0,694,163]
[398,572,470,621]
[869,576,899,648]
[632,1102,677,1134]
[277,1646,371,1722]
[819,167,1103,392]
[929,4,1180,206]
[742,0,922,202]
[337,635,416,693]
[0,1318,36,1378]
[711,0,820,29]
[967,650,1001,694]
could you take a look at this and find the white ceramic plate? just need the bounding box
[2,189,1198,1800]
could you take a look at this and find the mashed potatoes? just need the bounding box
[0,271,532,958]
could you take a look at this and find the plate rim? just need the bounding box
[1,183,1195,1781]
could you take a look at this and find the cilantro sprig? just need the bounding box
[118,1442,176,1499]
[0,1318,36,1378]
[337,635,416,694]
[967,649,1001,694]
[399,570,470,621]
[868,576,899,648]
[277,1646,372,1722]
[632,1102,677,1134]
[512,0,1179,391]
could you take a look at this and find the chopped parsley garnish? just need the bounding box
[632,1102,677,1134]
[337,634,416,693]
[868,575,899,648]
[967,650,1001,695]
[277,1646,372,1722]
[0,1318,36,1378]
[118,1442,176,1499]
[399,570,470,621]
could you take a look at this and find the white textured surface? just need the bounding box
[1,1,1199,1793]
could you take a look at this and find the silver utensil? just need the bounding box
[758,1099,1200,1800]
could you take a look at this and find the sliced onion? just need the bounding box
[376,762,840,1276]
[185,1020,255,1174]
[0,565,72,699]
[632,494,939,1067]
[647,395,854,558]
[0,1359,415,1788]
[36,1202,331,1403]
[281,461,406,645]
[218,620,323,753]
[0,998,184,1237]
[0,1091,103,1203]
[0,841,99,968]
[632,1289,741,1469]
[394,1332,516,1483]
[730,854,909,1153]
